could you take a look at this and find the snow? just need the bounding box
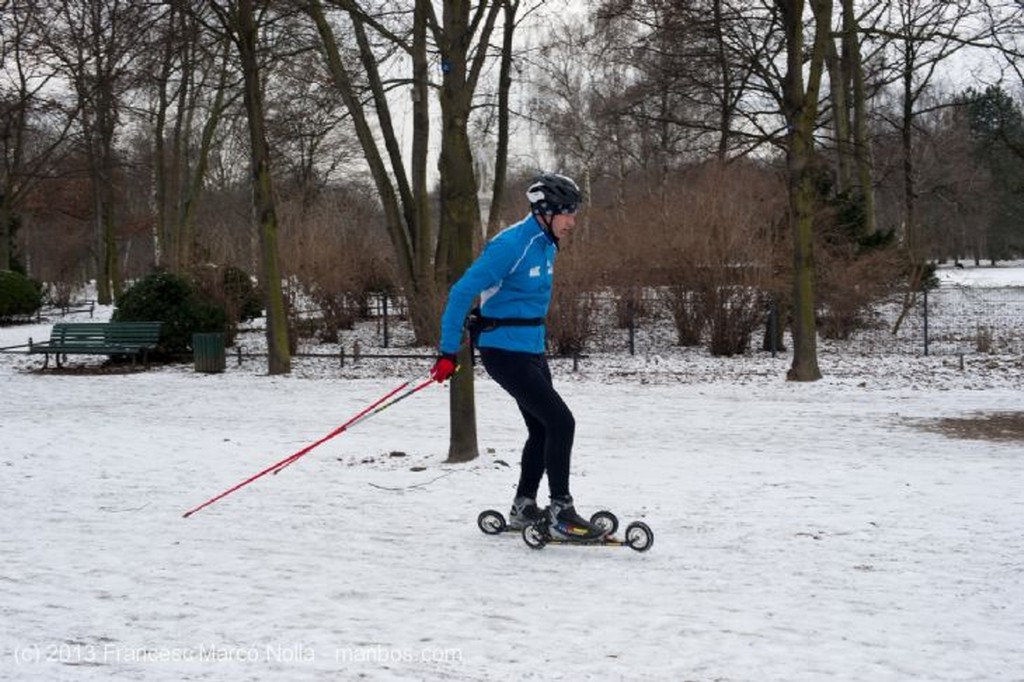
[936,260,1024,288]
[2,270,1024,681]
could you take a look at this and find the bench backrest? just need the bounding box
[51,322,162,348]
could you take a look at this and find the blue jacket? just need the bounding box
[439,213,556,355]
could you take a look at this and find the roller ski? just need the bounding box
[477,497,653,552]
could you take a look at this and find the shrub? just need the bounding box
[663,286,706,347]
[614,286,650,330]
[113,271,226,356]
[0,270,43,320]
[976,325,994,353]
[706,285,763,356]
[817,226,904,340]
[223,265,263,322]
[547,253,597,356]
[193,264,263,344]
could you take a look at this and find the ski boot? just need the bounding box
[520,499,654,552]
[476,496,545,534]
[508,496,545,530]
[546,496,609,541]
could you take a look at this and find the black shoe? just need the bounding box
[548,496,606,540]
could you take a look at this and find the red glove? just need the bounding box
[430,354,458,383]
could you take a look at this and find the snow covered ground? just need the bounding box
[2,265,1023,681]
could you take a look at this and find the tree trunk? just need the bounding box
[0,201,12,271]
[179,40,232,270]
[486,0,518,238]
[843,0,877,236]
[712,0,733,160]
[436,0,498,464]
[779,0,829,382]
[826,34,852,193]
[410,0,439,342]
[92,95,120,304]
[901,41,918,260]
[234,0,290,375]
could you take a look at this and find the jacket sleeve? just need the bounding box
[438,236,520,355]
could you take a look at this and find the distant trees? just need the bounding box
[959,85,1024,261]
[36,0,161,304]
[0,0,76,274]
[3,0,1024,385]
[531,0,1024,379]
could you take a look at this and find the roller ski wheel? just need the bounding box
[590,510,619,536]
[522,523,548,550]
[477,509,507,535]
[624,521,654,552]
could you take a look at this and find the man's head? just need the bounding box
[526,173,581,216]
[527,173,581,243]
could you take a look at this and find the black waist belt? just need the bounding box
[466,307,544,349]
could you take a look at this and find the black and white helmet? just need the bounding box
[526,173,581,215]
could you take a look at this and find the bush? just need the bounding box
[113,272,226,356]
[817,225,904,340]
[663,286,706,347]
[547,252,598,356]
[0,270,43,320]
[223,265,263,322]
[193,264,263,344]
[706,285,763,356]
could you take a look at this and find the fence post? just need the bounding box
[382,293,390,348]
[627,297,636,356]
[923,287,929,357]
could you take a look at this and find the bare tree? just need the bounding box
[37,0,160,303]
[483,0,521,238]
[431,1,504,463]
[209,0,291,375]
[841,0,880,237]
[864,0,1001,331]
[0,0,76,272]
[306,1,438,343]
[595,0,780,161]
[307,1,512,462]
[778,0,831,381]
[144,2,241,273]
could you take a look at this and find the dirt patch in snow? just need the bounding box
[924,411,1024,442]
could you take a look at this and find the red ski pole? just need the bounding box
[183,373,436,518]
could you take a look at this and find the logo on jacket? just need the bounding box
[529,266,541,277]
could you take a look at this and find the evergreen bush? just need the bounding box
[113,271,226,355]
[0,270,43,320]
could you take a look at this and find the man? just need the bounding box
[430,173,605,540]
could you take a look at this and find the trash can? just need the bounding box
[193,332,226,373]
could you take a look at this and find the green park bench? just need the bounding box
[28,321,162,369]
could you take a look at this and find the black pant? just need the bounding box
[479,347,575,501]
